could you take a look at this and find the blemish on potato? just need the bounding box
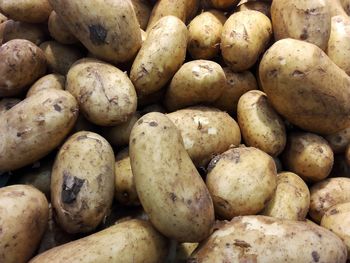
[88,24,107,45]
[61,172,85,204]
[149,121,158,127]
[312,251,320,262]
[53,104,62,112]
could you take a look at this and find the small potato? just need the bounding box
[221,10,272,72]
[325,126,350,154]
[237,90,286,156]
[48,11,77,45]
[0,39,47,97]
[167,107,241,167]
[237,0,271,17]
[131,0,152,30]
[0,98,20,115]
[187,10,227,60]
[310,177,350,223]
[0,185,49,263]
[210,0,240,9]
[164,60,226,111]
[282,132,334,182]
[67,58,137,126]
[26,74,65,98]
[30,219,168,263]
[51,131,115,234]
[262,172,310,221]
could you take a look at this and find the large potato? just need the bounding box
[67,58,137,126]
[130,112,215,242]
[0,89,78,172]
[221,10,272,72]
[259,38,350,134]
[167,107,241,167]
[49,0,141,64]
[0,39,47,97]
[48,11,77,45]
[189,215,347,262]
[0,185,49,263]
[30,219,168,263]
[131,0,152,30]
[210,0,240,9]
[26,73,65,98]
[325,126,350,154]
[130,16,188,95]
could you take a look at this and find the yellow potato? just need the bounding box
[26,74,65,98]
[131,0,152,30]
[48,11,77,45]
[0,98,20,115]
[237,0,271,17]
[325,126,350,154]
[210,0,240,9]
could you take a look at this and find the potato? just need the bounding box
[347,145,350,166]
[210,0,240,9]
[187,10,226,60]
[237,90,286,156]
[262,172,310,220]
[48,11,77,45]
[221,10,272,72]
[51,131,115,233]
[237,1,271,17]
[259,38,350,134]
[49,0,141,64]
[309,177,350,223]
[282,132,333,182]
[67,58,137,126]
[26,74,65,98]
[325,126,350,154]
[167,107,241,167]
[0,0,52,23]
[0,39,47,97]
[130,112,215,242]
[0,185,49,263]
[212,68,258,113]
[0,89,78,172]
[131,0,152,30]
[30,219,168,263]
[189,215,348,262]
[0,98,20,115]
[130,16,188,95]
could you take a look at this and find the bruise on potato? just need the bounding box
[61,172,85,204]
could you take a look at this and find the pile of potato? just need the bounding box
[1,0,350,262]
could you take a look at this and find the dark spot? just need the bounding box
[300,29,308,40]
[268,69,278,78]
[312,251,320,262]
[169,192,177,202]
[149,121,158,127]
[53,104,62,112]
[16,131,25,137]
[89,24,107,45]
[122,191,129,199]
[187,199,192,205]
[137,119,143,125]
[234,239,251,248]
[61,171,85,204]
[328,208,339,215]
[132,138,136,144]
[207,155,222,173]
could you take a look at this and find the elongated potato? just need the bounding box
[0,98,20,115]
[210,0,240,9]
[0,89,78,172]
[130,16,188,95]
[48,11,77,45]
[189,215,348,262]
[130,112,215,242]
[221,10,272,72]
[237,1,271,17]
[131,0,152,30]
[167,107,241,167]
[0,185,49,263]
[325,126,350,154]
[271,0,331,50]
[30,219,168,263]
[49,0,141,64]
[1,20,46,45]
[26,74,65,98]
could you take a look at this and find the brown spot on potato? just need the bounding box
[89,24,107,45]
[149,121,158,127]
[53,104,62,112]
[328,208,339,215]
[169,192,177,202]
[61,172,85,204]
[234,239,251,248]
[7,191,25,197]
[268,69,278,78]
[300,29,308,40]
[312,251,320,262]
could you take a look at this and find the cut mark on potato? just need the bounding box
[61,172,85,204]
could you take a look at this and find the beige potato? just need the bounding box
[259,38,350,134]
[262,172,310,220]
[309,177,350,223]
[167,107,241,167]
[189,215,348,262]
[0,185,49,263]
[237,0,271,17]
[210,0,240,9]
[237,90,286,156]
[187,10,226,59]
[0,39,47,97]
[48,11,77,45]
[0,89,78,172]
[130,16,188,95]
[0,98,20,115]
[49,0,141,64]
[164,60,226,111]
[51,131,115,234]
[26,74,65,98]
[325,126,350,154]
[130,112,215,242]
[131,0,152,30]
[67,58,137,126]
[1,20,46,45]
[30,219,168,263]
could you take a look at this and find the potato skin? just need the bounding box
[130,16,188,95]
[0,39,47,97]
[26,73,65,98]
[130,112,215,242]
[0,89,78,172]
[221,10,272,72]
[325,126,350,154]
[131,0,152,30]
[237,1,271,17]
[0,185,49,263]
[189,215,348,263]
[167,107,241,168]
[48,11,77,45]
[29,219,168,263]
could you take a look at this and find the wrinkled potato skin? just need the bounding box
[165,60,226,111]
[51,131,115,234]
[27,74,65,98]
[130,16,188,95]
[0,98,20,115]
[325,126,350,154]
[259,39,350,134]
[0,185,49,263]
[309,177,350,223]
[48,11,77,45]
[130,113,215,242]
[0,89,78,172]
[30,220,168,263]
[131,0,152,30]
[189,216,348,263]
[271,0,331,50]
[237,1,271,17]
[0,39,47,97]
[262,172,310,220]
[167,107,241,168]
[238,90,286,156]
[210,0,240,9]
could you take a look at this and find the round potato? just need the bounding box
[26,74,65,98]
[131,0,152,30]
[237,1,271,17]
[325,126,350,154]
[0,98,20,115]
[0,185,49,263]
[210,0,240,9]
[48,11,77,45]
